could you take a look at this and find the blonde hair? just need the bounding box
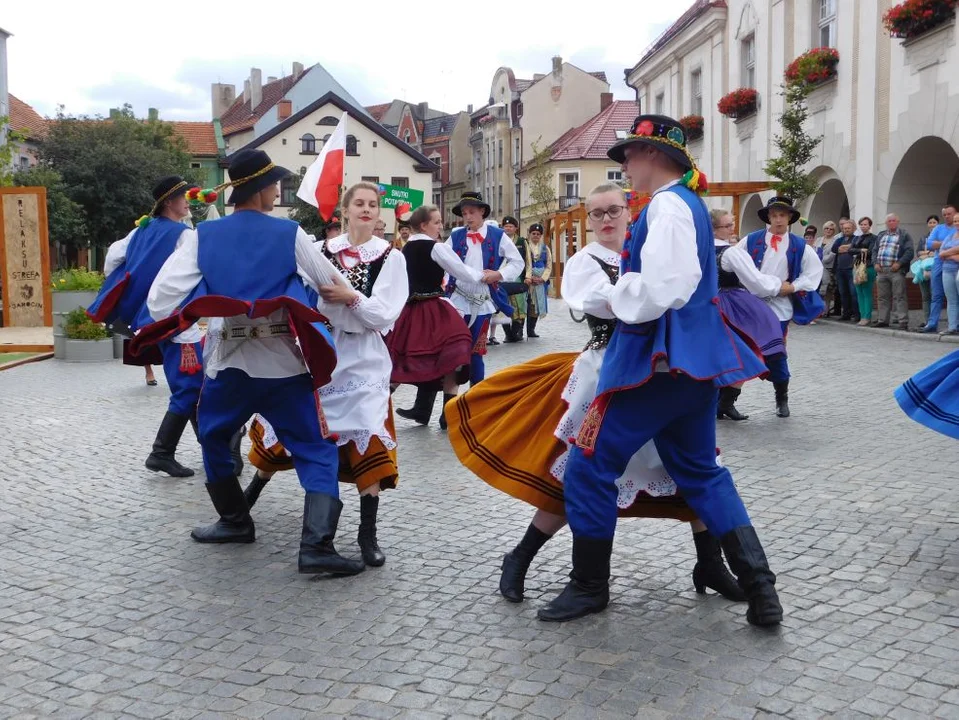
[341,182,381,212]
[587,183,626,203]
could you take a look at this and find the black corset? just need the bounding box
[584,315,615,350]
[715,246,744,289]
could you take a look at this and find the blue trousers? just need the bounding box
[765,321,790,383]
[564,374,751,540]
[159,340,203,417]
[926,260,944,329]
[197,368,338,493]
[464,314,491,385]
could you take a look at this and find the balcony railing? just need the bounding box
[559,195,584,210]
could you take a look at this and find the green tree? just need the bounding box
[763,81,822,205]
[527,139,557,220]
[39,104,194,247]
[0,116,28,186]
[12,165,88,246]
[287,174,342,237]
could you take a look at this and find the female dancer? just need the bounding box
[446,183,744,604]
[392,205,481,428]
[244,182,409,567]
[895,347,959,439]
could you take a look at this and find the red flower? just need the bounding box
[635,120,654,136]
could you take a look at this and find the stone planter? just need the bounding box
[52,290,98,359]
[62,338,114,363]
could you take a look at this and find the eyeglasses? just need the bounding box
[588,205,627,221]
[718,223,735,229]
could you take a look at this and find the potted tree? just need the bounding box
[61,308,114,362]
[51,269,104,359]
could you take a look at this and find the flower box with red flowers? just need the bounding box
[679,115,705,141]
[717,88,759,119]
[883,0,958,39]
[785,47,840,87]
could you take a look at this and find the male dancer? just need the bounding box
[727,197,823,417]
[135,149,364,576]
[541,114,782,627]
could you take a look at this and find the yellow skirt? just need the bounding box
[445,352,696,522]
[248,405,399,492]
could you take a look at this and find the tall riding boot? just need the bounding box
[243,470,272,508]
[298,492,366,575]
[717,387,749,421]
[691,530,746,601]
[774,381,790,418]
[527,315,540,338]
[500,523,552,603]
[358,494,386,567]
[396,386,437,425]
[502,322,516,343]
[146,411,195,477]
[505,320,523,343]
[438,393,457,430]
[719,526,783,626]
[190,476,255,543]
[537,537,611,622]
[230,425,246,476]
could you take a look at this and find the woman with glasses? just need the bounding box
[446,183,745,606]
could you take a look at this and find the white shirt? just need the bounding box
[107,226,202,344]
[561,242,620,320]
[406,233,485,284]
[609,180,702,324]
[716,238,782,298]
[727,230,824,321]
[444,224,523,317]
[147,223,343,379]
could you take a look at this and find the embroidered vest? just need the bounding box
[447,225,513,317]
[716,245,744,290]
[323,243,391,298]
[745,229,825,325]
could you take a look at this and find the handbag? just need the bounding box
[853,257,868,285]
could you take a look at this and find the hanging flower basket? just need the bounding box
[785,47,839,87]
[718,88,759,119]
[883,0,958,39]
[679,115,704,141]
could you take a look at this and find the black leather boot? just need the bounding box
[358,494,386,567]
[146,411,195,477]
[537,537,611,622]
[719,526,783,626]
[527,316,539,338]
[243,470,272,509]
[505,320,524,343]
[396,386,437,425]
[230,425,246,476]
[774,381,790,418]
[298,492,366,575]
[692,530,746,601]
[438,393,456,430]
[190,476,255,543]
[500,523,552,603]
[717,387,749,421]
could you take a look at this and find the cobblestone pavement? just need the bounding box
[2,304,958,720]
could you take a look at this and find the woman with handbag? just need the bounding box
[852,217,878,326]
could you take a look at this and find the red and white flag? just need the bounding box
[297,111,346,221]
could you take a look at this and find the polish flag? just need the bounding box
[297,112,346,221]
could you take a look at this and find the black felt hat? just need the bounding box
[607,114,694,171]
[150,176,189,216]
[452,191,491,218]
[225,149,291,205]
[502,215,519,227]
[758,196,801,226]
[528,223,544,234]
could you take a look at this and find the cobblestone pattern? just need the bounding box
[1,304,958,719]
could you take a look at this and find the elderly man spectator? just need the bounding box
[872,213,915,329]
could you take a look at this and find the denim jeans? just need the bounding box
[942,266,959,331]
[926,260,944,329]
[836,267,859,319]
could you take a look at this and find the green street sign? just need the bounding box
[377,183,425,210]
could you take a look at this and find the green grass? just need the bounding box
[0,352,41,365]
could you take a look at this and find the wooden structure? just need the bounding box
[708,181,773,234]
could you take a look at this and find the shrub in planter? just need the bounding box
[785,47,839,86]
[679,115,705,141]
[883,0,958,39]
[51,268,104,292]
[63,308,110,340]
[718,88,759,119]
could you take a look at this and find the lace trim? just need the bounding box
[318,377,392,398]
[323,234,390,263]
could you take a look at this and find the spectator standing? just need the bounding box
[853,217,879,326]
[915,215,939,324]
[819,222,840,316]
[872,214,914,329]
[938,212,959,335]
[832,219,860,322]
[919,205,956,333]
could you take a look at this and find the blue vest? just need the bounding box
[87,218,185,330]
[745,230,825,325]
[597,184,767,394]
[447,225,513,317]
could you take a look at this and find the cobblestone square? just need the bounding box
[2,305,958,719]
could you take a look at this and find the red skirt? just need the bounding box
[387,296,472,384]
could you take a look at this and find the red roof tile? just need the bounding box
[220,74,301,136]
[544,100,639,161]
[8,94,47,139]
[170,121,218,156]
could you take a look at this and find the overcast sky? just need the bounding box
[3,1,686,121]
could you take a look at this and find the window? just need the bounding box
[560,171,580,199]
[497,185,503,215]
[690,69,703,116]
[606,168,624,186]
[655,92,665,115]
[514,137,520,166]
[498,139,503,168]
[300,133,316,154]
[346,135,358,155]
[430,154,442,182]
[742,34,756,88]
[190,161,201,169]
[318,116,339,125]
[403,129,411,144]
[514,179,520,210]
[391,177,409,188]
[432,191,441,207]
[279,175,297,206]
[362,176,379,183]
[614,129,628,140]
[19,156,30,168]
[818,0,837,48]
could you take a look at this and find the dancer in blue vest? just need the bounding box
[88,176,215,478]
[727,197,824,417]
[135,149,365,576]
[539,114,782,627]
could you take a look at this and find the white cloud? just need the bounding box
[6,0,684,120]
